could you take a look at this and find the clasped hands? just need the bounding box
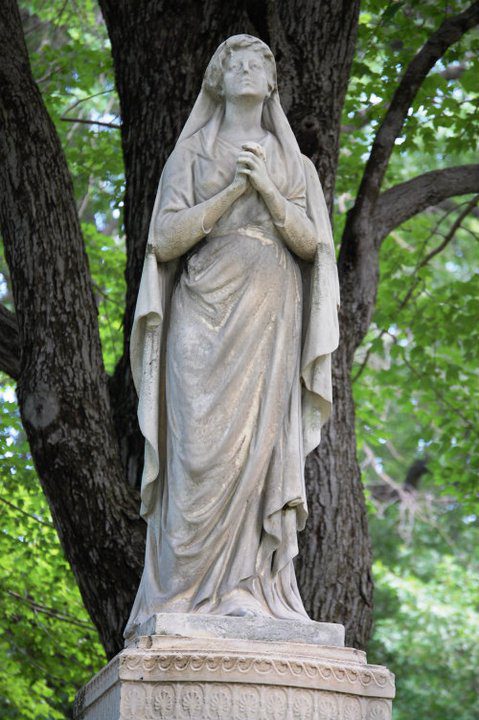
[234,142,275,198]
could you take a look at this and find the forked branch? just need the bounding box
[355,2,479,215]
[374,164,479,243]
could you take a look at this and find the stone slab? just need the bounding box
[125,612,345,648]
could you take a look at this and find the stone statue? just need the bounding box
[74,36,395,720]
[125,34,340,639]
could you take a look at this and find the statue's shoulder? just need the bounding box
[178,126,211,154]
[162,131,204,177]
[301,154,323,192]
[301,153,318,174]
[165,128,205,164]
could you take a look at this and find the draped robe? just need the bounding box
[125,118,339,638]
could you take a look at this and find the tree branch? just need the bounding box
[437,197,479,220]
[338,6,479,358]
[0,303,20,379]
[0,586,95,630]
[355,2,479,215]
[60,116,121,130]
[374,164,479,242]
[0,494,54,528]
[353,194,479,382]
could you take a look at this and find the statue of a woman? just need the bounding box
[125,35,339,638]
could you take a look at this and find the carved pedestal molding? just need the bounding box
[73,630,395,719]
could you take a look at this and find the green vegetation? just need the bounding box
[1,1,477,717]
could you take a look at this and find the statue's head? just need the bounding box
[203,35,277,102]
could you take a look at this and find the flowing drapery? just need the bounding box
[125,38,339,637]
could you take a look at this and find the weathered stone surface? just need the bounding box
[126,613,345,648]
[126,34,341,637]
[73,635,395,719]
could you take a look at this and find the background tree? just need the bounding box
[0,1,478,716]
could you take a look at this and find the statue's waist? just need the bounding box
[208,224,282,245]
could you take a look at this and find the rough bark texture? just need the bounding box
[297,342,373,645]
[1,0,478,657]
[0,0,144,658]
[0,305,20,380]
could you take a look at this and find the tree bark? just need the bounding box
[297,342,373,647]
[0,305,20,379]
[0,0,144,658]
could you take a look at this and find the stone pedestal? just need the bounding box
[73,615,395,720]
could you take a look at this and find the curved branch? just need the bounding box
[60,116,121,130]
[354,194,479,382]
[338,6,479,355]
[355,2,479,216]
[374,164,479,243]
[0,304,20,379]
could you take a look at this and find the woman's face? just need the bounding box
[222,48,270,103]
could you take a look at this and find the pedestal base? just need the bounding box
[125,612,345,648]
[73,631,395,719]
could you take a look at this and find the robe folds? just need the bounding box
[125,119,340,637]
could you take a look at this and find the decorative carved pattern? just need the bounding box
[75,641,394,719]
[119,682,393,720]
[343,696,362,720]
[122,651,394,695]
[73,655,120,716]
[318,692,338,719]
[123,684,148,717]
[366,699,391,720]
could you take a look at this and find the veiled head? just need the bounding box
[203,35,277,102]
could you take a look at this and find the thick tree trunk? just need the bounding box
[297,340,373,648]
[0,0,144,658]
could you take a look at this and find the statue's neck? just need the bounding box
[220,98,264,143]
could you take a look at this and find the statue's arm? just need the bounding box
[152,147,247,263]
[262,188,316,261]
[237,148,317,261]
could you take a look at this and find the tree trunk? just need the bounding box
[297,343,373,648]
[0,0,145,659]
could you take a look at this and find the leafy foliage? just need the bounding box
[368,505,479,720]
[342,6,479,719]
[0,378,105,718]
[353,204,479,507]
[1,2,115,715]
[0,0,478,717]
